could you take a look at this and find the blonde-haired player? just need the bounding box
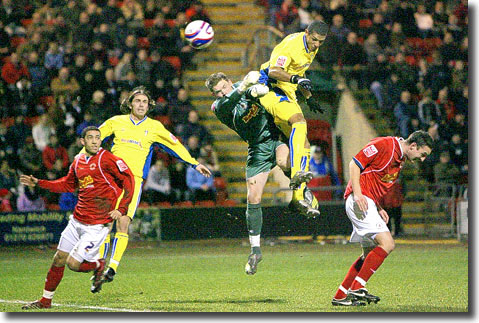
[87,86,211,291]
[259,20,328,215]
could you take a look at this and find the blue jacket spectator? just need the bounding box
[186,157,215,202]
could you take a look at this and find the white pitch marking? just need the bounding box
[0,299,153,312]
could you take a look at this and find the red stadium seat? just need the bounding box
[358,19,372,28]
[154,115,171,128]
[173,201,194,207]
[20,18,33,27]
[217,199,237,207]
[165,19,176,28]
[109,56,119,66]
[38,95,54,108]
[155,201,172,208]
[307,176,332,201]
[144,19,155,28]
[195,200,215,207]
[46,203,61,210]
[10,37,26,48]
[138,201,150,208]
[405,55,417,66]
[25,116,39,126]
[214,177,227,190]
[1,117,14,127]
[306,119,332,152]
[138,37,151,49]
[162,56,181,74]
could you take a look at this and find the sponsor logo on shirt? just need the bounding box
[363,145,378,157]
[120,138,142,148]
[381,172,399,183]
[89,163,96,170]
[242,103,260,123]
[116,160,129,172]
[79,175,94,189]
[275,56,288,68]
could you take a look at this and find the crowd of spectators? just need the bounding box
[262,0,468,190]
[0,0,221,212]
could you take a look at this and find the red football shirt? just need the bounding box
[344,136,405,204]
[38,148,135,225]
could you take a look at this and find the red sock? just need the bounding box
[44,265,65,292]
[334,256,364,299]
[350,246,388,291]
[77,260,98,272]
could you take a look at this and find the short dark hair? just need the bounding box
[81,126,100,138]
[120,86,156,114]
[307,20,329,36]
[406,130,434,149]
[205,72,229,92]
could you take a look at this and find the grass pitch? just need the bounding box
[0,238,468,312]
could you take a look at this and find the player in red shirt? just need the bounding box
[332,130,433,306]
[20,126,135,310]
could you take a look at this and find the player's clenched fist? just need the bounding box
[249,84,269,98]
[238,71,261,92]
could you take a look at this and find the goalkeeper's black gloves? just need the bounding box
[290,75,312,92]
[306,96,325,114]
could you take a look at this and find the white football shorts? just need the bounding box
[57,215,110,263]
[345,194,390,247]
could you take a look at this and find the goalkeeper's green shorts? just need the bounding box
[246,138,286,179]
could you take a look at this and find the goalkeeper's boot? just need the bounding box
[90,258,106,293]
[349,288,381,304]
[331,295,366,307]
[22,299,51,310]
[103,267,116,283]
[288,198,320,218]
[289,171,313,190]
[245,253,262,275]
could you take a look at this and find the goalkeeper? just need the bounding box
[205,71,320,276]
[258,20,329,213]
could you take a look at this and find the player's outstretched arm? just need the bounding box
[20,175,39,187]
[195,164,212,178]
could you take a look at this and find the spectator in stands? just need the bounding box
[445,112,467,144]
[180,110,213,147]
[0,124,12,155]
[185,135,201,159]
[16,185,46,212]
[390,52,416,92]
[114,52,134,82]
[67,136,83,163]
[150,50,176,85]
[72,11,94,46]
[0,188,13,213]
[394,90,415,138]
[424,51,451,98]
[7,115,31,153]
[186,156,215,202]
[148,14,176,56]
[435,86,455,122]
[199,143,220,177]
[169,161,188,202]
[143,159,171,204]
[309,145,341,199]
[432,1,448,32]
[298,0,314,30]
[392,1,416,37]
[414,4,434,38]
[363,33,384,63]
[417,88,441,129]
[32,113,54,151]
[26,51,48,98]
[340,31,367,89]
[122,34,139,57]
[448,133,467,174]
[454,85,468,117]
[185,1,212,24]
[42,133,69,177]
[1,52,30,86]
[113,16,130,50]
[434,151,460,196]
[89,40,108,67]
[102,68,121,106]
[329,14,350,44]
[18,136,43,176]
[169,87,193,127]
[439,32,458,65]
[134,49,152,86]
[389,22,406,54]
[368,53,390,108]
[0,20,10,60]
[94,23,115,50]
[171,12,195,67]
[450,60,467,98]
[103,0,124,26]
[0,158,18,202]
[44,41,64,78]
[370,13,390,48]
[144,0,159,20]
[50,66,80,101]
[159,0,177,20]
[121,0,144,32]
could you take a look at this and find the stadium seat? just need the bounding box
[1,117,14,127]
[20,18,32,27]
[162,56,181,74]
[213,177,227,191]
[46,203,60,210]
[155,201,172,208]
[25,116,39,126]
[108,56,119,66]
[405,55,417,66]
[195,200,215,207]
[217,199,237,207]
[144,19,155,28]
[307,176,333,201]
[154,115,171,128]
[38,95,54,108]
[165,19,176,28]
[306,119,332,152]
[138,201,150,209]
[138,37,151,49]
[10,37,26,48]
[173,201,194,207]
[358,19,372,28]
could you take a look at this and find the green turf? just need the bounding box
[0,239,468,312]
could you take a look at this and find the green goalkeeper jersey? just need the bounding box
[211,82,283,146]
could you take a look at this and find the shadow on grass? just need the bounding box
[149,297,286,305]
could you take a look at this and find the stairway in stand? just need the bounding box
[184,0,285,205]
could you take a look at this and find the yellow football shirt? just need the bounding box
[99,115,199,179]
[260,32,318,101]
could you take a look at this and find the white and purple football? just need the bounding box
[185,20,214,49]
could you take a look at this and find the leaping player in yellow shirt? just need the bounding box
[89,86,211,292]
[258,20,329,217]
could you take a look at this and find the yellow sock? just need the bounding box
[290,122,307,201]
[99,234,110,259]
[109,232,129,272]
[292,148,311,201]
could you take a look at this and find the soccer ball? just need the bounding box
[185,20,214,49]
